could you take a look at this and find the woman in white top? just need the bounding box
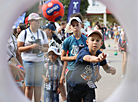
[17,13,49,102]
[7,34,25,92]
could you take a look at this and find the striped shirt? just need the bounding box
[42,60,63,91]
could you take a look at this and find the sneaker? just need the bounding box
[121,74,124,79]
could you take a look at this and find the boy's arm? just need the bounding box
[42,64,50,83]
[61,49,77,61]
[102,64,116,75]
[42,75,49,83]
[60,61,67,85]
[83,53,107,63]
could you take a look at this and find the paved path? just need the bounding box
[32,39,124,102]
[96,39,123,102]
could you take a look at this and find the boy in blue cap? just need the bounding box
[43,23,62,53]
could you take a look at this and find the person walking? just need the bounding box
[17,13,49,102]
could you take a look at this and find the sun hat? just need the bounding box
[88,30,103,39]
[28,13,43,21]
[68,17,82,25]
[65,23,73,33]
[43,23,56,31]
[47,46,61,56]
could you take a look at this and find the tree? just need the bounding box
[25,2,39,17]
[60,0,89,21]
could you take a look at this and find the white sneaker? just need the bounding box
[121,74,124,79]
[107,60,111,63]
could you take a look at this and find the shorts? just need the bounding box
[65,70,73,92]
[23,60,44,86]
[114,35,120,38]
[67,85,95,102]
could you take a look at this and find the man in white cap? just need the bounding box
[17,13,49,102]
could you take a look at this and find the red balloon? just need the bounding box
[42,0,64,22]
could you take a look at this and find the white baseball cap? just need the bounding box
[88,30,103,39]
[47,46,61,56]
[68,17,82,25]
[65,23,73,33]
[28,13,43,21]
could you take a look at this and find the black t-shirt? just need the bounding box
[67,47,107,90]
[102,27,107,34]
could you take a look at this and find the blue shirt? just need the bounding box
[62,34,87,70]
[67,47,107,90]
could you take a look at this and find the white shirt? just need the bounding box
[17,28,48,62]
[6,35,17,61]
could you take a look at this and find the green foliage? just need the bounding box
[25,2,39,17]
[60,0,89,21]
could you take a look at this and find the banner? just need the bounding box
[13,12,26,28]
[67,0,81,22]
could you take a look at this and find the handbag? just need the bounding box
[9,35,21,65]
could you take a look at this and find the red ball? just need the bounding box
[15,65,26,82]
[42,0,64,22]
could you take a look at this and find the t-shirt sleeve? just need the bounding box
[75,48,88,64]
[17,30,26,42]
[100,59,107,66]
[62,38,69,52]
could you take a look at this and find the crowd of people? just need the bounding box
[7,12,128,102]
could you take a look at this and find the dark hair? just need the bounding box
[60,21,66,25]
[18,23,26,30]
[95,21,100,26]
[70,13,83,22]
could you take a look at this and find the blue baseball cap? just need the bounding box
[43,23,56,31]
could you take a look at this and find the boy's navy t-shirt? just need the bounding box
[67,47,107,90]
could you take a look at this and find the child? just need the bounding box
[42,46,65,102]
[120,29,127,78]
[61,17,87,91]
[67,30,116,102]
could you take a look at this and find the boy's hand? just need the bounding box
[110,67,116,75]
[57,86,61,94]
[60,75,65,85]
[44,78,50,83]
[98,53,107,61]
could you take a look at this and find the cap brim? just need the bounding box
[47,49,61,56]
[88,30,103,39]
[69,17,82,25]
[28,17,43,21]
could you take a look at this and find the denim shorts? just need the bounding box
[23,60,44,86]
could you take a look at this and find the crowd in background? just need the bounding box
[8,12,127,102]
